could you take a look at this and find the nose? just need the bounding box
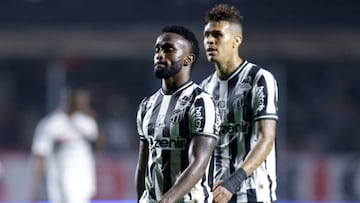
[204,35,215,45]
[154,52,164,62]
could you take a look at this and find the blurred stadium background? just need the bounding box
[0,0,359,202]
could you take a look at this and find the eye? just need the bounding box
[212,32,222,38]
[163,47,174,53]
[154,47,160,53]
[205,31,222,39]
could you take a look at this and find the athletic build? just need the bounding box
[201,4,279,203]
[135,25,220,203]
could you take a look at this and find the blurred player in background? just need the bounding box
[31,87,100,203]
[201,4,279,203]
[135,25,220,203]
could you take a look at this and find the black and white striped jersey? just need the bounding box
[136,81,220,202]
[200,60,279,202]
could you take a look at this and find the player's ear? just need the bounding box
[233,35,242,48]
[184,55,195,66]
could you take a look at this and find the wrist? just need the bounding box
[221,168,247,194]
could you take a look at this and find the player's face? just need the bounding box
[203,21,238,64]
[153,32,190,79]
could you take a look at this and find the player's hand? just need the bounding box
[212,180,233,203]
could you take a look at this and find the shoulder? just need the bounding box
[190,83,216,105]
[247,62,277,83]
[137,89,161,112]
[34,111,64,135]
[42,110,66,126]
[191,82,212,96]
[199,72,217,88]
[35,116,50,132]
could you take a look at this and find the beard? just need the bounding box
[154,61,182,79]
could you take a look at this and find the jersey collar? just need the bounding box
[216,60,248,81]
[160,80,193,96]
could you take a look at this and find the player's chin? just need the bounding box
[207,55,218,63]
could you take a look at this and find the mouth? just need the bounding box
[154,62,167,68]
[206,47,218,55]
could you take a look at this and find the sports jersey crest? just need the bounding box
[170,109,185,124]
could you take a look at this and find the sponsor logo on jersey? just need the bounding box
[219,122,249,134]
[148,136,187,150]
[255,86,266,112]
[194,106,204,132]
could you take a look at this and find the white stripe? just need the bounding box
[262,70,277,114]
[201,93,216,134]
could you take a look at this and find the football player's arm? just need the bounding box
[240,119,276,174]
[213,119,277,202]
[159,135,217,203]
[135,139,149,202]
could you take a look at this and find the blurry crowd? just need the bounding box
[0,58,359,155]
[286,61,360,153]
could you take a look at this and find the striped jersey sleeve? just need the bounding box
[188,92,219,140]
[136,97,148,140]
[251,69,279,121]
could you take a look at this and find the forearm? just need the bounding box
[220,138,273,194]
[161,136,216,203]
[135,166,146,201]
[161,161,206,202]
[240,120,276,175]
[135,140,148,201]
[220,120,276,193]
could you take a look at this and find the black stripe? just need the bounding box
[162,93,178,193]
[244,65,261,157]
[194,97,206,131]
[228,75,238,174]
[247,188,258,202]
[201,175,210,202]
[207,154,215,189]
[149,163,157,199]
[268,173,273,202]
[227,77,237,123]
[256,76,269,116]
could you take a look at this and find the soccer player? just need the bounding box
[201,4,279,203]
[31,88,99,203]
[135,25,220,203]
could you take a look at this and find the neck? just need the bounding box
[215,56,243,79]
[162,72,190,95]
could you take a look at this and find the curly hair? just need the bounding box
[161,25,200,66]
[205,4,243,27]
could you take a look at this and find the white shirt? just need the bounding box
[32,110,99,203]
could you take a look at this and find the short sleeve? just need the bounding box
[31,117,53,157]
[252,69,279,121]
[136,97,148,140]
[188,93,219,140]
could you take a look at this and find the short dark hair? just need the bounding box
[162,25,200,65]
[205,4,243,28]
